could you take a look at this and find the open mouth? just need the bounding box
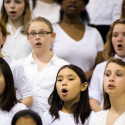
[36,42,42,45]
[117,44,123,47]
[68,4,77,10]
[10,11,16,14]
[62,89,68,94]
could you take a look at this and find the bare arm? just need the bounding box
[21,97,33,108]
[89,98,102,112]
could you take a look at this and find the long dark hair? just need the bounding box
[0,58,17,111]
[48,64,91,124]
[53,0,89,23]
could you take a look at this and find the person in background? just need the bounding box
[0,58,27,125]
[32,0,60,24]
[1,0,32,60]
[11,109,42,125]
[89,19,125,112]
[42,64,91,125]
[89,58,125,125]
[86,0,123,43]
[52,0,104,82]
[0,19,33,108]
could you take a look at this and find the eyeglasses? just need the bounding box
[27,31,52,38]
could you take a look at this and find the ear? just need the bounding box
[51,32,56,42]
[81,82,88,91]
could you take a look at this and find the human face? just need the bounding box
[15,117,37,125]
[61,0,85,18]
[104,62,125,97]
[56,68,87,104]
[4,0,25,21]
[27,21,55,51]
[112,24,125,58]
[0,69,5,97]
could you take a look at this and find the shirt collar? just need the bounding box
[24,52,59,66]
[114,54,125,62]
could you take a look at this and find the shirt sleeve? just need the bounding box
[89,62,106,103]
[10,61,32,99]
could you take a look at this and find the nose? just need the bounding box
[118,34,123,42]
[10,2,15,8]
[62,79,67,86]
[109,75,115,82]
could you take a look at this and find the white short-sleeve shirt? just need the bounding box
[52,24,104,72]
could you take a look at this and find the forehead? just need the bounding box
[106,62,125,71]
[58,68,77,76]
[113,24,125,32]
[16,117,37,125]
[28,21,50,31]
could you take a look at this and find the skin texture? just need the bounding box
[0,69,5,97]
[15,117,37,125]
[112,24,125,58]
[56,67,88,113]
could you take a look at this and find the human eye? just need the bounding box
[122,32,125,37]
[5,0,11,3]
[105,71,110,77]
[116,72,123,77]
[112,33,118,37]
[39,31,46,36]
[15,0,22,4]
[68,77,74,81]
[29,32,36,36]
[57,78,62,82]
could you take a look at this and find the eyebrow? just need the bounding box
[57,74,76,77]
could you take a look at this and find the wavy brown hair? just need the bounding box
[1,0,31,34]
[103,19,125,60]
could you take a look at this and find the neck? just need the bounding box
[39,0,55,4]
[60,14,81,24]
[109,94,125,114]
[8,17,23,33]
[33,49,53,63]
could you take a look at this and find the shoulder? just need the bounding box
[53,54,70,67]
[95,61,107,71]
[10,103,27,116]
[42,111,54,125]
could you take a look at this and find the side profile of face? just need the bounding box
[61,0,85,18]
[0,69,5,97]
[56,67,87,103]
[4,0,25,21]
[27,21,55,51]
[112,24,125,58]
[15,117,37,125]
[104,62,125,97]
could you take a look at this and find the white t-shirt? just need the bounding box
[86,0,123,25]
[52,24,104,72]
[0,103,27,125]
[89,110,125,125]
[2,24,32,60]
[16,53,69,115]
[42,111,89,125]
[32,0,60,24]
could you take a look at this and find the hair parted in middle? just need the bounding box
[48,64,91,124]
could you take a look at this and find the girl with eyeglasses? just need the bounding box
[89,19,125,112]
[14,17,69,115]
[1,0,32,60]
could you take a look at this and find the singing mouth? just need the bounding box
[36,42,42,45]
[62,89,68,94]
